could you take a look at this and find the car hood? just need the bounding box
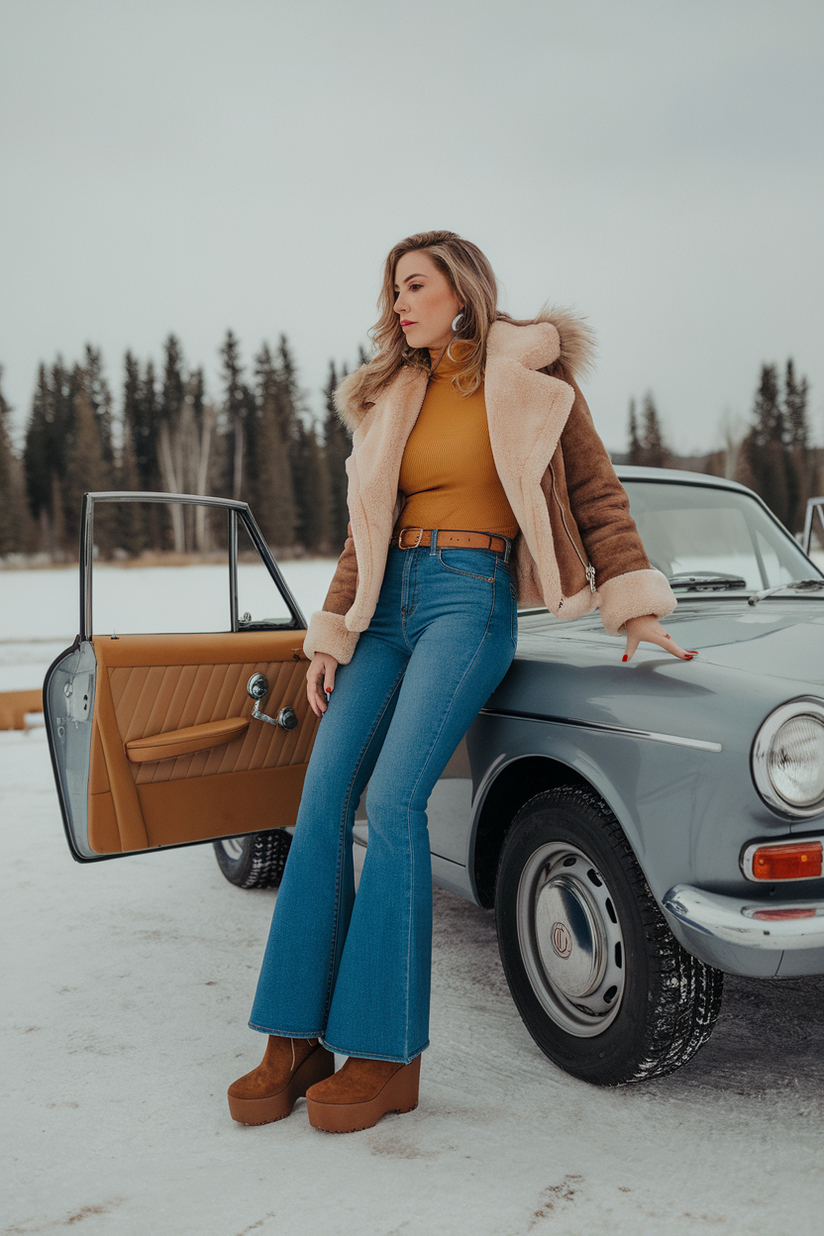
[512,597,824,688]
[654,598,824,685]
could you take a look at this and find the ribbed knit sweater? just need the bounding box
[393,347,519,538]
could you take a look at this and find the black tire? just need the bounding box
[495,787,723,1085]
[213,829,292,889]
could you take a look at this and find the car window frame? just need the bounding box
[79,491,307,639]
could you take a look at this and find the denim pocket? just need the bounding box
[436,548,497,582]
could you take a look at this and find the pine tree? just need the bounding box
[64,382,110,559]
[292,420,332,553]
[221,330,249,502]
[323,361,350,547]
[785,359,809,449]
[83,345,114,472]
[184,369,217,551]
[158,335,188,550]
[0,367,25,555]
[738,363,798,528]
[785,359,812,532]
[276,335,321,550]
[252,342,297,550]
[627,398,643,465]
[639,393,670,468]
[116,352,148,555]
[23,361,75,556]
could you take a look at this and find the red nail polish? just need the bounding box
[622,655,628,662]
[684,654,695,660]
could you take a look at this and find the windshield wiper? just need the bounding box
[668,572,747,592]
[748,580,824,606]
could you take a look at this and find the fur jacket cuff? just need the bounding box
[597,568,676,637]
[303,610,361,665]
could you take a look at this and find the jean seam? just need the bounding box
[322,664,407,1021]
[436,548,495,582]
[401,548,418,652]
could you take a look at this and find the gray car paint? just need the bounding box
[420,472,824,980]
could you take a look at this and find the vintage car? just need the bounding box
[45,469,824,1086]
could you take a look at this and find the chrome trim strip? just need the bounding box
[663,884,824,949]
[82,490,250,508]
[479,707,722,752]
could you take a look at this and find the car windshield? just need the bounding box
[623,480,822,592]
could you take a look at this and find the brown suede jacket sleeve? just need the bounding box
[553,365,651,588]
[321,523,359,615]
[301,524,362,665]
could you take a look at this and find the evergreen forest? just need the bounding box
[624,359,820,538]
[0,334,820,565]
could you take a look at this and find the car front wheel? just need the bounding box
[495,787,723,1085]
[213,829,292,889]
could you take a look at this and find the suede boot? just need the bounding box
[227,1036,335,1125]
[305,1054,421,1133]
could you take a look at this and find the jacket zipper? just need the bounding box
[548,460,596,593]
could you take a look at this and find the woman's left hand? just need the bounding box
[623,615,696,662]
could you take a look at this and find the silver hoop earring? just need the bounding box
[451,311,465,334]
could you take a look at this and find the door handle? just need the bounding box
[247,673,299,730]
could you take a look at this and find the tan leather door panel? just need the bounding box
[87,631,319,853]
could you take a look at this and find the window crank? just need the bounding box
[246,673,298,731]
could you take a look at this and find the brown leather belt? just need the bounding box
[391,527,511,561]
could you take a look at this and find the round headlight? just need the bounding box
[752,700,824,817]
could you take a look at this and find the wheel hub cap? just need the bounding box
[516,843,626,1037]
[536,875,605,999]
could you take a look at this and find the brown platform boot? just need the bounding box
[305,1054,421,1133]
[227,1036,335,1125]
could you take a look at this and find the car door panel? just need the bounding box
[45,492,319,863]
[86,631,318,854]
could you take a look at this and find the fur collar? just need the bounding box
[334,308,595,433]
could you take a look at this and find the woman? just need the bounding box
[227,231,692,1134]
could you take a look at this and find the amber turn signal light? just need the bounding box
[749,841,823,881]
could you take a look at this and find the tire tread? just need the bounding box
[496,786,723,1085]
[213,829,292,889]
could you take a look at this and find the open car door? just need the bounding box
[44,492,320,862]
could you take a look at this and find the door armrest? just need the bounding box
[125,717,250,763]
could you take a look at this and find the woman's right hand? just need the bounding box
[306,652,339,717]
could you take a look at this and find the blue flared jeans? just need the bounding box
[249,542,517,1062]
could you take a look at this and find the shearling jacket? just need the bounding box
[304,313,676,665]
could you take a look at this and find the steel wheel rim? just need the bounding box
[516,841,626,1037]
[218,836,246,861]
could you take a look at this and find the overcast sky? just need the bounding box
[1,0,822,456]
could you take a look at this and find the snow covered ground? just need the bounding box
[3,724,824,1236]
[3,560,824,1234]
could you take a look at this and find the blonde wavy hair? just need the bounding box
[357,230,517,407]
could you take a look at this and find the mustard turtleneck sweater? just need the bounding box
[393,347,519,539]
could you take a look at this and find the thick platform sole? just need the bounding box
[228,1046,335,1126]
[306,1055,421,1134]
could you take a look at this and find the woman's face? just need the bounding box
[393,250,462,352]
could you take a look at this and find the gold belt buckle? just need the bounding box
[398,527,424,549]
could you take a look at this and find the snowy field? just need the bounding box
[3,561,824,1234]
